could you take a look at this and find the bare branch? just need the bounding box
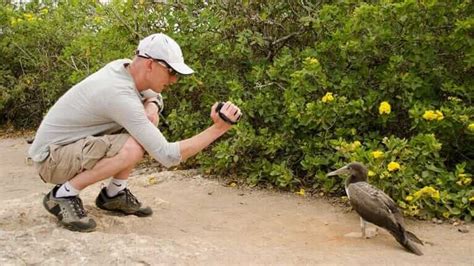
[103,5,141,39]
[70,56,79,71]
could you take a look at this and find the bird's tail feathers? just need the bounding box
[392,226,423,256]
[401,239,423,256]
[406,230,424,245]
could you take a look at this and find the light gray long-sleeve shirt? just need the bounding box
[28,59,181,168]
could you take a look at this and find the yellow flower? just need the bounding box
[340,141,361,152]
[468,123,474,132]
[405,195,413,202]
[431,190,440,201]
[23,13,33,20]
[462,177,472,186]
[423,110,436,120]
[379,101,391,115]
[368,170,376,177]
[423,110,444,121]
[457,174,472,186]
[352,141,361,148]
[229,182,237,187]
[423,186,437,194]
[94,16,103,24]
[23,13,36,22]
[147,176,158,185]
[321,92,334,103]
[413,191,422,198]
[442,212,450,218]
[406,205,419,215]
[413,186,440,201]
[308,57,319,65]
[470,197,474,203]
[387,161,400,172]
[459,115,468,122]
[371,150,384,159]
[295,188,305,196]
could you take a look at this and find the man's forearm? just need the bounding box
[178,124,230,161]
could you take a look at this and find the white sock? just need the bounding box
[106,178,127,197]
[55,181,80,198]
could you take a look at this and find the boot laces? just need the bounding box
[69,197,86,218]
[124,188,140,207]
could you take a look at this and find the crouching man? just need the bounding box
[28,33,241,232]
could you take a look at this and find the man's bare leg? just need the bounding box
[92,136,153,216]
[69,137,144,190]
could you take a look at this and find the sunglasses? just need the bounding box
[138,53,178,76]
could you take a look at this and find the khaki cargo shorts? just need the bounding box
[35,134,130,184]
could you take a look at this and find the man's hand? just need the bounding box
[178,101,242,161]
[211,101,242,130]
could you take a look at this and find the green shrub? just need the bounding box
[1,0,472,220]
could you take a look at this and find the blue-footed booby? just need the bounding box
[327,162,424,256]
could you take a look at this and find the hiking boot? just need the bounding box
[43,185,96,232]
[95,187,152,217]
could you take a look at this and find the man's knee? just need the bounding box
[144,102,159,125]
[120,137,145,163]
[148,112,159,125]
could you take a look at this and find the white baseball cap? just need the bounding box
[136,33,194,75]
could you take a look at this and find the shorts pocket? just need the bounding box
[81,136,110,171]
[47,143,82,184]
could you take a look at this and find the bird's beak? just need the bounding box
[327,165,350,177]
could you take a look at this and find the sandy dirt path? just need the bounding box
[0,137,472,265]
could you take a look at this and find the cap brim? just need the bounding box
[169,62,194,75]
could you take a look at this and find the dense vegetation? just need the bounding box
[1,0,472,221]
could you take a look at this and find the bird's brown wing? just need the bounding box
[348,182,404,233]
[348,182,423,255]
